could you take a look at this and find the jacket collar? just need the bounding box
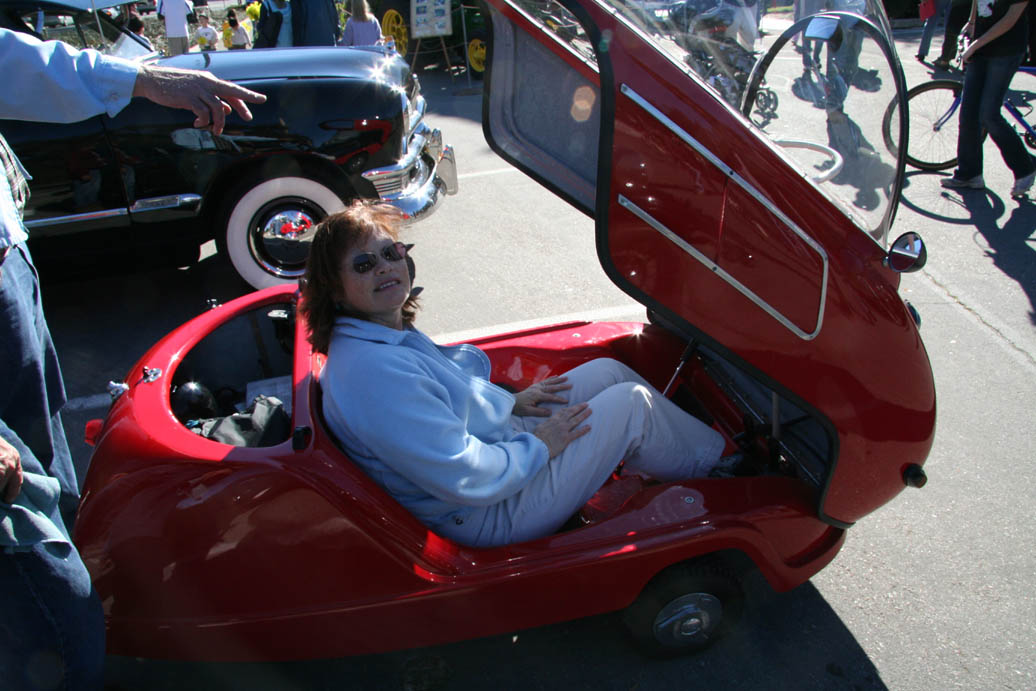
[333,316,413,345]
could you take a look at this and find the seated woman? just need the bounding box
[301,201,731,548]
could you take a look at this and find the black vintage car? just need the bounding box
[0,0,457,288]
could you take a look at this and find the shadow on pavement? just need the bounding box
[102,573,886,690]
[961,192,1036,326]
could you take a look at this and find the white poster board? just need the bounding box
[411,0,453,38]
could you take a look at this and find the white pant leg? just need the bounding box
[512,358,654,434]
[479,366,726,547]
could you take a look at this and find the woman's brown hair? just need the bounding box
[300,201,419,354]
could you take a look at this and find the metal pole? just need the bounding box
[460,0,472,88]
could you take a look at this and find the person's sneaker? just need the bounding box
[1010,171,1035,198]
[940,174,985,189]
[932,57,952,69]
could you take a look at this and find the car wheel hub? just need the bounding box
[652,593,722,647]
[248,197,323,279]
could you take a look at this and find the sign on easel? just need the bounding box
[411,0,453,38]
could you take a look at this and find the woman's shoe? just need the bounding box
[932,57,952,69]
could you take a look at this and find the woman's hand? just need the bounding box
[512,375,572,417]
[0,435,23,503]
[533,403,592,458]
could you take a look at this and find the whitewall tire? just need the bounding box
[223,175,347,290]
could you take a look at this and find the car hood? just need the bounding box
[157,46,410,86]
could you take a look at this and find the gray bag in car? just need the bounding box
[193,395,291,447]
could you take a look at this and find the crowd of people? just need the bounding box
[123,0,386,54]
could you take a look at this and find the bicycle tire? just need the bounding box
[882,79,963,171]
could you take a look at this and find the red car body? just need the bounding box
[76,0,935,661]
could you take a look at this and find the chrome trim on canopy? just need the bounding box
[617,84,829,341]
[618,196,824,341]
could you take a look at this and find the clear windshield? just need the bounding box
[511,0,905,244]
[25,7,157,61]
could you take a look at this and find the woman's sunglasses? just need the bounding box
[352,242,408,274]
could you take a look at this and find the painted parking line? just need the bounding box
[457,167,521,180]
[63,304,646,413]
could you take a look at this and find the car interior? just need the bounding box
[167,298,836,531]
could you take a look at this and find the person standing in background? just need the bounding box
[127,15,153,50]
[193,11,218,50]
[228,15,252,48]
[917,0,951,62]
[222,7,238,49]
[254,0,292,48]
[340,0,381,46]
[940,0,1035,197]
[293,0,341,46]
[932,0,973,67]
[158,0,192,55]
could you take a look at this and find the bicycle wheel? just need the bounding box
[883,79,963,171]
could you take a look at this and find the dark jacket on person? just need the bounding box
[292,0,340,46]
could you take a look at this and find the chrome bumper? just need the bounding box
[362,122,458,224]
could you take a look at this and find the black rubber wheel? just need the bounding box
[622,558,744,657]
[882,79,963,171]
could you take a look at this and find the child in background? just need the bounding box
[228,15,251,49]
[127,15,154,50]
[222,8,237,50]
[193,12,219,50]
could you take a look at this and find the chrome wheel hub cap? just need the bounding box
[248,198,323,279]
[652,593,722,648]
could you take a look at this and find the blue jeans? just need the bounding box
[917,0,950,59]
[956,52,1036,180]
[0,542,105,690]
[0,244,105,689]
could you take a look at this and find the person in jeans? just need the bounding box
[917,0,951,62]
[0,27,264,689]
[941,0,1035,198]
[931,0,973,67]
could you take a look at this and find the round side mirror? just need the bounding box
[885,232,927,273]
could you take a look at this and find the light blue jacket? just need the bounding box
[0,28,139,248]
[321,317,549,530]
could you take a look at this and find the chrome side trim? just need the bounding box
[24,208,127,228]
[618,84,829,341]
[129,194,202,214]
[23,194,202,228]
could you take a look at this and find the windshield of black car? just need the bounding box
[20,8,153,60]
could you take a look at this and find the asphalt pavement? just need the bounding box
[40,20,1036,691]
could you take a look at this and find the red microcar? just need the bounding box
[76,0,935,660]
